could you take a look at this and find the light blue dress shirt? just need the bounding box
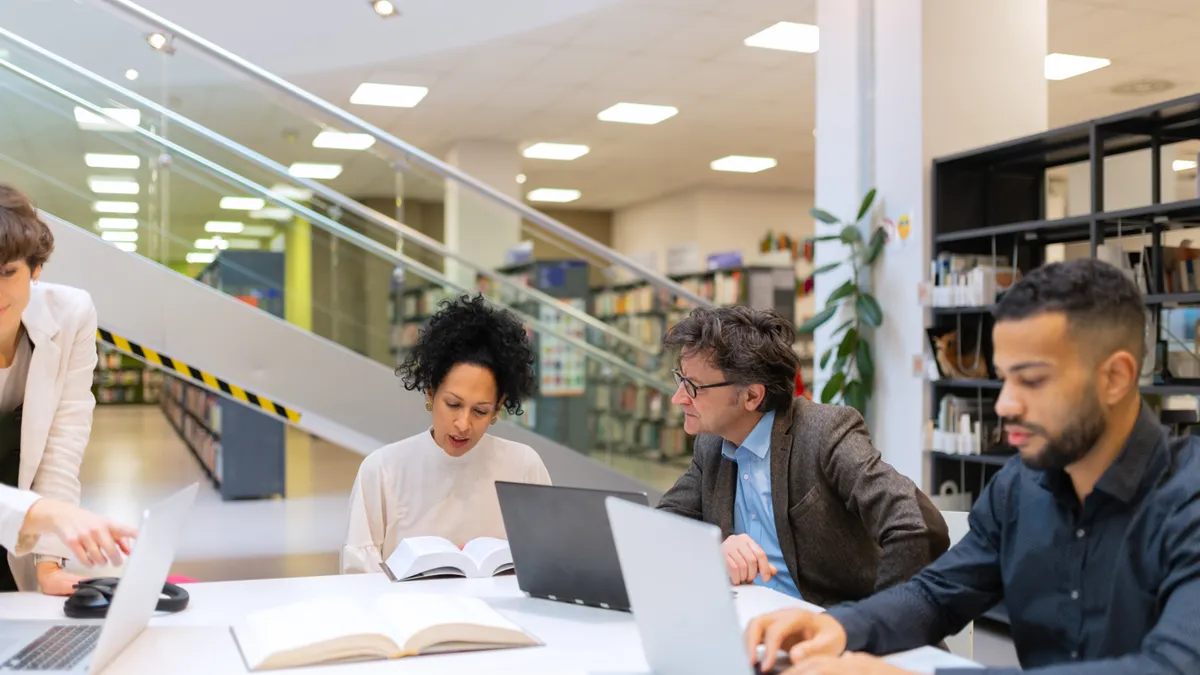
[722,409,800,599]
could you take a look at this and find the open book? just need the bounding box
[232,593,540,671]
[380,536,513,581]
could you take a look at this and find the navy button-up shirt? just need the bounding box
[828,404,1200,674]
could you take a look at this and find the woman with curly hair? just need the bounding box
[340,294,551,574]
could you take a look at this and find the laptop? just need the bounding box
[0,483,199,674]
[605,497,792,675]
[495,481,648,611]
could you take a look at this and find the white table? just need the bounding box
[0,574,979,674]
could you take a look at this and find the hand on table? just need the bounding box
[36,564,86,597]
[23,498,136,567]
[745,608,847,671]
[722,534,777,585]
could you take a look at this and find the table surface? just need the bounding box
[0,574,980,674]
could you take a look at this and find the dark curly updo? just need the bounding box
[396,294,537,416]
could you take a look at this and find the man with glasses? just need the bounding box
[657,306,948,605]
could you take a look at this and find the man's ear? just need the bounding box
[1098,350,1139,406]
[744,384,766,412]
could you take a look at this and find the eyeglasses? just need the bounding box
[672,369,733,398]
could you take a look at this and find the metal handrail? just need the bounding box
[0,55,676,396]
[92,0,714,309]
[0,26,661,359]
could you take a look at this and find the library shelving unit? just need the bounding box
[93,343,162,405]
[930,95,1200,623]
[162,250,287,500]
[391,276,453,362]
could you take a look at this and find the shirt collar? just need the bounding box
[721,409,775,461]
[1036,402,1165,504]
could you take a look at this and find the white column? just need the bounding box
[444,140,522,287]
[816,0,1047,484]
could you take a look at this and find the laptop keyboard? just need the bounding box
[1,625,99,671]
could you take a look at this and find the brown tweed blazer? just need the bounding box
[657,397,950,608]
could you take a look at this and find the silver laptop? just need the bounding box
[0,483,198,674]
[605,497,791,675]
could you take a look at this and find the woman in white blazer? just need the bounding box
[0,185,100,594]
[0,486,135,568]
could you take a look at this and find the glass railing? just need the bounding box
[0,31,694,474]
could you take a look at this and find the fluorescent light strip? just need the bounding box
[522,143,590,161]
[186,252,215,264]
[1173,159,1197,172]
[226,239,262,250]
[710,155,778,173]
[744,22,819,53]
[84,153,140,170]
[288,163,343,180]
[88,178,139,195]
[249,208,293,223]
[1044,53,1110,81]
[74,106,140,132]
[194,238,229,250]
[349,82,429,108]
[242,224,279,237]
[597,102,678,125]
[96,218,138,230]
[101,231,137,242]
[92,201,139,214]
[205,221,244,234]
[313,130,376,150]
[270,184,313,201]
[219,196,266,211]
[526,188,581,203]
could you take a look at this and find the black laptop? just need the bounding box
[495,481,649,611]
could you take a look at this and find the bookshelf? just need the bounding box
[93,343,162,405]
[927,93,1200,515]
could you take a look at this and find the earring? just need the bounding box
[425,401,433,412]
[490,416,498,426]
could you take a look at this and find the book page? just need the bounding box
[384,536,464,580]
[233,595,391,670]
[462,537,511,576]
[373,593,529,652]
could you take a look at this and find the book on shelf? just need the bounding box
[380,536,513,581]
[231,593,539,671]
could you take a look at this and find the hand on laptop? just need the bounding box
[744,608,846,671]
[722,534,777,585]
[24,498,137,568]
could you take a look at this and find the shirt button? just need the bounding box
[743,473,749,480]
[751,514,757,520]
[1070,590,1080,600]
[1076,529,1086,539]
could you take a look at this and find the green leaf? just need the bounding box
[830,318,855,336]
[856,339,874,386]
[856,188,877,222]
[797,305,837,334]
[865,227,886,265]
[839,224,863,245]
[856,293,883,328]
[833,352,849,373]
[808,235,842,242]
[811,208,839,224]
[844,380,867,413]
[819,348,833,369]
[837,328,859,359]
[825,280,857,309]
[811,262,842,276]
[821,371,846,404]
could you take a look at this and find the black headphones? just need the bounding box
[63,577,190,619]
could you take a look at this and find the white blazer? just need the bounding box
[6,282,97,590]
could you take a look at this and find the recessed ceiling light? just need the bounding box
[113,242,137,253]
[226,239,262,250]
[194,238,230,250]
[522,143,590,161]
[312,130,377,151]
[88,178,140,195]
[744,22,819,53]
[92,201,139,214]
[101,231,138,242]
[270,184,313,201]
[85,153,140,170]
[186,252,215,264]
[371,0,398,17]
[249,208,293,223]
[711,155,778,173]
[349,82,428,108]
[146,32,174,54]
[597,102,678,125]
[1044,53,1110,81]
[242,224,279,236]
[96,218,138,230]
[219,196,266,211]
[74,106,140,132]
[516,174,527,184]
[288,163,343,180]
[1173,159,1197,172]
[527,188,581,203]
[204,221,244,234]
[124,69,139,81]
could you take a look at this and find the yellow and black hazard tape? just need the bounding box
[96,328,301,424]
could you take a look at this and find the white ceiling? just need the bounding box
[1,0,1199,256]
